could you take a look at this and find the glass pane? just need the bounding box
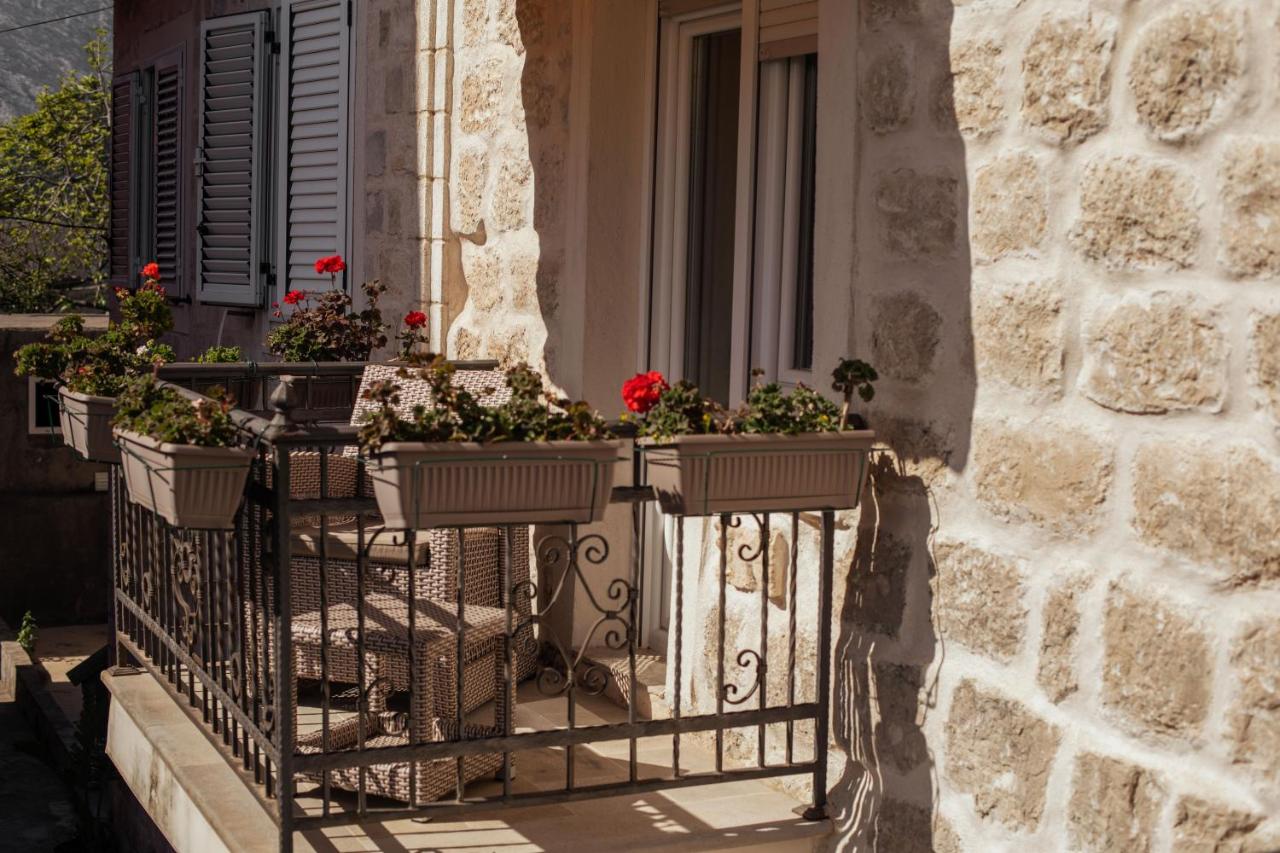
[683,29,741,405]
[792,54,817,371]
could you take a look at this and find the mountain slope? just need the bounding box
[0,2,112,122]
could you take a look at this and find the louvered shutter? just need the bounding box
[152,50,183,294]
[108,74,136,286]
[196,13,270,306]
[759,0,817,60]
[280,0,351,294]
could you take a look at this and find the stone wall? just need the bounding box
[445,0,573,380]
[835,0,1280,849]
[415,0,1280,848]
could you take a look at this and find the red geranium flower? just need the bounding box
[283,290,306,306]
[313,255,346,275]
[622,370,668,414]
[140,262,160,280]
[403,310,427,329]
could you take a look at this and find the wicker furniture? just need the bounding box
[290,594,510,805]
[285,364,535,804]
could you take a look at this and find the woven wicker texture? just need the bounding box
[289,592,513,764]
[296,713,506,806]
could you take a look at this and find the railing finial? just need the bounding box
[266,375,299,439]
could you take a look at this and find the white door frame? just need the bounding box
[644,2,759,651]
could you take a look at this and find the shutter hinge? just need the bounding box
[347,0,353,26]
[193,147,205,177]
[266,29,280,54]
[262,262,277,297]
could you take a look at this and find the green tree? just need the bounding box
[0,32,109,312]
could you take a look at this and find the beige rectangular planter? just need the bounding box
[116,430,256,529]
[58,387,120,463]
[367,440,623,529]
[640,431,875,516]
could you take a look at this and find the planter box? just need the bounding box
[640,431,875,516]
[58,387,119,463]
[116,430,256,529]
[367,440,623,529]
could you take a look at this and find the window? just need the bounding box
[110,0,354,309]
[110,49,183,295]
[751,52,817,385]
[196,0,353,307]
[27,378,60,435]
[651,2,819,404]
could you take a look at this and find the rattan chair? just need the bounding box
[285,364,535,804]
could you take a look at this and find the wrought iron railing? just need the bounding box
[109,369,849,852]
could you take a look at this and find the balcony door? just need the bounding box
[645,2,819,650]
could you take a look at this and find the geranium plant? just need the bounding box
[621,363,868,442]
[357,357,620,529]
[358,356,611,452]
[626,361,878,517]
[113,375,240,447]
[397,310,429,360]
[13,264,175,394]
[113,374,255,529]
[266,255,388,361]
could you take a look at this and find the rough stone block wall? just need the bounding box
[833,0,1280,849]
[445,0,571,377]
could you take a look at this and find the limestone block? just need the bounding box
[1227,619,1280,781]
[1081,291,1227,415]
[841,529,911,638]
[459,57,505,134]
[972,420,1113,536]
[874,663,928,773]
[945,679,1059,830]
[1251,312,1280,425]
[1102,584,1211,736]
[1172,796,1265,853]
[863,44,914,134]
[1022,12,1115,145]
[490,149,532,232]
[875,170,959,260]
[932,540,1026,661]
[1221,139,1280,278]
[1131,441,1280,583]
[872,292,941,382]
[1130,4,1244,143]
[1072,156,1200,272]
[934,39,1003,138]
[972,151,1047,261]
[462,248,502,313]
[1038,578,1083,703]
[1068,753,1164,852]
[876,799,962,853]
[973,279,1064,397]
[452,147,488,235]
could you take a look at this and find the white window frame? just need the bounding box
[27,378,61,436]
[650,3,752,394]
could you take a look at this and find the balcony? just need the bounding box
[99,363,851,851]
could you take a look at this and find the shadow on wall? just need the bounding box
[831,2,974,849]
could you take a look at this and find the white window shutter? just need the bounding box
[280,0,351,295]
[196,12,271,306]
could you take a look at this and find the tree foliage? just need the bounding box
[0,32,109,312]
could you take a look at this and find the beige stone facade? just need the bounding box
[375,0,1280,849]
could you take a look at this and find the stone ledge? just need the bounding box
[103,668,280,853]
